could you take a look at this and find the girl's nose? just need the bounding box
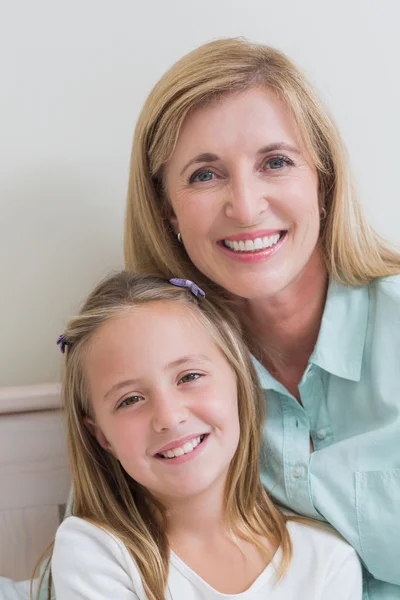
[151,393,188,433]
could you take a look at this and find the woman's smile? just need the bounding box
[165,87,322,301]
[218,230,287,263]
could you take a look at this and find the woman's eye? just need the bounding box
[189,169,214,184]
[179,372,202,384]
[264,156,293,170]
[118,395,142,409]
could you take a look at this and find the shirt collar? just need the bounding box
[252,279,369,389]
[252,355,289,394]
[310,279,369,381]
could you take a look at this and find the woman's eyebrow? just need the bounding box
[257,142,300,155]
[179,143,300,176]
[180,153,219,177]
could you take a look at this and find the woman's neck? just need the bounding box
[243,250,328,392]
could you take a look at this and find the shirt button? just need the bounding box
[316,428,327,440]
[292,466,305,478]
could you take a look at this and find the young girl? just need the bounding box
[45,271,361,599]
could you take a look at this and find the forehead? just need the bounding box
[85,301,224,371]
[169,86,303,161]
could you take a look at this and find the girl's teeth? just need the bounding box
[160,436,202,459]
[224,233,281,252]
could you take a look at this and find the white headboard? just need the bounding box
[0,384,70,581]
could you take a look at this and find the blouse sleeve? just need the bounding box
[51,517,142,600]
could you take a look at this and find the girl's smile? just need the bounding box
[154,432,209,465]
[84,300,240,502]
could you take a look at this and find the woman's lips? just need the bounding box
[218,231,287,263]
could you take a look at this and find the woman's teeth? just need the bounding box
[223,233,281,252]
[159,435,204,459]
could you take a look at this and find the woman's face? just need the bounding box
[165,87,322,300]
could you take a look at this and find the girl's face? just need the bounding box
[84,301,240,504]
[165,86,323,300]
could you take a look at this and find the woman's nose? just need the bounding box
[151,393,188,433]
[224,177,269,225]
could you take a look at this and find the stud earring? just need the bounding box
[177,232,182,243]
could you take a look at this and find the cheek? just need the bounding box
[200,386,239,430]
[101,417,145,461]
[275,177,320,228]
[172,189,220,233]
[288,173,318,206]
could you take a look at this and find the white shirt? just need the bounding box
[52,517,362,599]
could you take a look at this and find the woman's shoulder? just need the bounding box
[369,274,400,304]
[368,275,400,327]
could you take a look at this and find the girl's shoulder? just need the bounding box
[277,521,363,599]
[54,515,125,554]
[52,516,145,599]
[286,519,360,566]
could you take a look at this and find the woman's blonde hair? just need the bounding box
[125,37,400,287]
[35,270,292,600]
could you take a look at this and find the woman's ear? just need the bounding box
[84,416,113,453]
[169,214,179,235]
[161,197,179,234]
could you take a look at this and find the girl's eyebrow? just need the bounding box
[179,142,300,176]
[103,355,212,401]
[166,354,211,370]
[104,379,141,401]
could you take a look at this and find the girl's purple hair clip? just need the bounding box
[169,278,206,298]
[57,334,70,354]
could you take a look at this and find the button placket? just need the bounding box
[282,398,316,517]
[316,428,327,440]
[300,367,333,450]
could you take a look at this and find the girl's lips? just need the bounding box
[154,433,209,466]
[155,432,207,455]
[218,231,287,263]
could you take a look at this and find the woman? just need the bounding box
[124,38,400,599]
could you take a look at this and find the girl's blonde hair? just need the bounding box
[125,37,400,287]
[35,271,292,600]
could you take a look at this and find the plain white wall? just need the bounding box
[1,0,399,386]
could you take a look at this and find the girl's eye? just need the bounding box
[178,372,203,384]
[189,169,214,184]
[118,395,143,409]
[264,155,294,170]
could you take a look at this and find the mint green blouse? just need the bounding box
[254,276,400,600]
